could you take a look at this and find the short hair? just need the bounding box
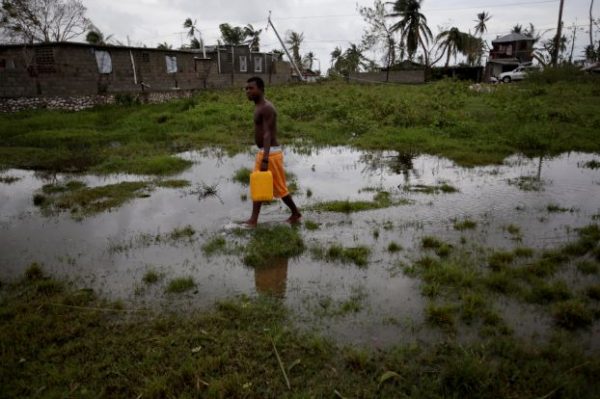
[247,76,265,91]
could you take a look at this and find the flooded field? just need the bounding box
[1,147,599,348]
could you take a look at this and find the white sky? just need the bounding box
[84,0,598,69]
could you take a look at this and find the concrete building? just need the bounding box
[485,33,536,81]
[0,42,291,99]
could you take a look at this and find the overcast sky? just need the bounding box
[84,0,597,69]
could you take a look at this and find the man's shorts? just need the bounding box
[254,147,289,198]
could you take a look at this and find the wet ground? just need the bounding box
[1,147,600,348]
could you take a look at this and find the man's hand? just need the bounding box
[260,158,269,172]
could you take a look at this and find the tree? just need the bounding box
[244,24,261,51]
[183,18,204,49]
[474,11,491,36]
[285,31,304,70]
[388,0,433,65]
[330,46,342,68]
[358,0,397,70]
[437,27,463,67]
[303,51,316,70]
[1,0,90,43]
[85,24,114,45]
[157,42,172,50]
[219,23,246,45]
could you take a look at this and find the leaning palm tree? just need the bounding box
[285,31,304,70]
[303,51,316,70]
[244,24,262,51]
[183,18,206,55]
[388,0,433,65]
[511,24,523,34]
[474,11,491,36]
[330,46,342,68]
[344,43,370,72]
[219,23,246,45]
[85,24,113,45]
[437,27,463,67]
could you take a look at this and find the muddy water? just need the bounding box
[1,147,599,348]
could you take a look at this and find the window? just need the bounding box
[94,50,112,74]
[239,56,247,72]
[165,55,177,73]
[254,56,262,73]
[142,52,150,63]
[35,47,56,73]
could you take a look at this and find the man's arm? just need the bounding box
[260,106,275,171]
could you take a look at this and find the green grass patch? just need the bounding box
[546,203,573,213]
[582,159,600,169]
[507,176,544,191]
[309,191,409,213]
[303,220,320,230]
[168,225,196,241]
[387,242,402,253]
[3,269,600,398]
[155,179,191,188]
[577,260,599,275]
[0,175,20,184]
[232,167,252,185]
[165,277,196,294]
[2,80,600,174]
[34,181,149,217]
[552,300,594,330]
[142,270,160,284]
[313,244,371,267]
[453,219,477,231]
[243,226,304,267]
[403,183,458,194]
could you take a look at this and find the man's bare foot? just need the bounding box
[286,213,302,224]
[243,219,258,227]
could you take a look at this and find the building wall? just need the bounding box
[348,70,425,84]
[0,43,291,99]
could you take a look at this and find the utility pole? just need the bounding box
[552,0,565,67]
[267,12,305,81]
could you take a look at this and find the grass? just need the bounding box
[155,179,191,188]
[2,268,600,398]
[142,270,160,284]
[547,203,573,213]
[421,236,452,257]
[312,244,371,267]
[0,175,21,183]
[1,79,600,174]
[233,167,252,185]
[34,181,149,217]
[243,225,305,268]
[168,225,196,241]
[165,277,196,294]
[552,300,594,330]
[453,219,477,231]
[303,220,320,230]
[507,176,544,192]
[403,183,458,194]
[387,242,402,253]
[202,236,228,256]
[582,159,600,169]
[577,260,599,275]
[309,191,409,213]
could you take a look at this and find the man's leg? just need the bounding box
[245,201,263,227]
[281,195,301,223]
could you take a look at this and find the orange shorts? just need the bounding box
[254,150,289,198]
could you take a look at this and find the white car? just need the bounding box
[498,65,540,83]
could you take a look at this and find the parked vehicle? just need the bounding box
[498,65,540,83]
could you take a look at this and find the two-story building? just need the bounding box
[485,32,535,81]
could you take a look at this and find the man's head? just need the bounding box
[246,76,265,102]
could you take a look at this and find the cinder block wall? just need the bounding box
[348,70,425,84]
[0,43,292,99]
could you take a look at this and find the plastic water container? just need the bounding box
[250,171,274,201]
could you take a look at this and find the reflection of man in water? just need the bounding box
[244,76,301,227]
[254,257,288,298]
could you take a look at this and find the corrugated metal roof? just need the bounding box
[492,33,536,44]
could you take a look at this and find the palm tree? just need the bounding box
[474,11,491,36]
[437,27,463,67]
[219,23,246,45]
[330,46,342,68]
[244,24,262,51]
[388,0,433,65]
[157,42,173,49]
[303,51,316,70]
[285,31,304,70]
[511,24,523,34]
[85,24,113,45]
[183,18,206,56]
[343,43,369,72]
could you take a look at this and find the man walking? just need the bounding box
[244,76,301,227]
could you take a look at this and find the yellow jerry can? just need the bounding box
[250,171,274,202]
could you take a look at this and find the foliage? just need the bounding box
[219,23,247,46]
[388,0,432,63]
[1,0,90,43]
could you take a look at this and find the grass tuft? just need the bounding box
[165,277,196,294]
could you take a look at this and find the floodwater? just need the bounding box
[1,147,599,348]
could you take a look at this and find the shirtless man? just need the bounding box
[244,76,301,227]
